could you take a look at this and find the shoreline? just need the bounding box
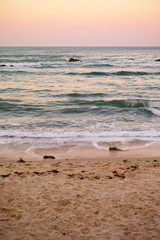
[0,142,160,162]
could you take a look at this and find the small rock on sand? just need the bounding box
[109,147,122,151]
[17,158,26,163]
[43,155,56,160]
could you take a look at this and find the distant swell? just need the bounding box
[84,63,114,68]
[66,71,160,76]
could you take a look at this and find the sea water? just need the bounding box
[0,47,160,154]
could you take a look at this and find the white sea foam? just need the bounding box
[0,129,160,139]
[147,108,160,117]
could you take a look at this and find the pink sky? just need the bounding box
[0,0,160,46]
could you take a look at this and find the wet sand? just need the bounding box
[0,148,160,240]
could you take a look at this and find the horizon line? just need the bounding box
[0,45,160,48]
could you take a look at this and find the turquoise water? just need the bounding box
[0,47,160,151]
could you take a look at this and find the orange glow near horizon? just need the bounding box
[0,0,160,46]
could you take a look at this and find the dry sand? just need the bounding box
[0,148,160,240]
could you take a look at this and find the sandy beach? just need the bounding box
[0,146,160,240]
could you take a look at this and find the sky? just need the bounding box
[0,0,160,46]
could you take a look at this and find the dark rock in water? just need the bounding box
[69,58,82,62]
[155,59,160,62]
[0,64,6,67]
[17,158,26,163]
[10,65,14,67]
[43,155,55,160]
[109,147,122,151]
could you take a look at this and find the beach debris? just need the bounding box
[155,58,160,62]
[43,155,55,160]
[17,158,26,163]
[47,170,60,174]
[79,176,84,180]
[33,169,60,176]
[95,176,100,180]
[108,176,113,179]
[14,172,25,176]
[126,165,138,170]
[114,173,125,179]
[106,175,113,179]
[68,174,74,177]
[1,173,11,178]
[131,165,138,169]
[69,57,82,62]
[123,159,128,163]
[33,171,45,176]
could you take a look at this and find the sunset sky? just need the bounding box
[0,0,160,46]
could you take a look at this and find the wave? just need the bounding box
[0,70,32,75]
[63,99,160,109]
[1,98,160,116]
[66,93,106,98]
[83,63,114,68]
[66,70,160,77]
[0,99,43,113]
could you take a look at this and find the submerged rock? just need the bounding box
[0,64,6,67]
[69,58,82,62]
[43,155,55,160]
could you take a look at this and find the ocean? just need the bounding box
[0,47,160,156]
